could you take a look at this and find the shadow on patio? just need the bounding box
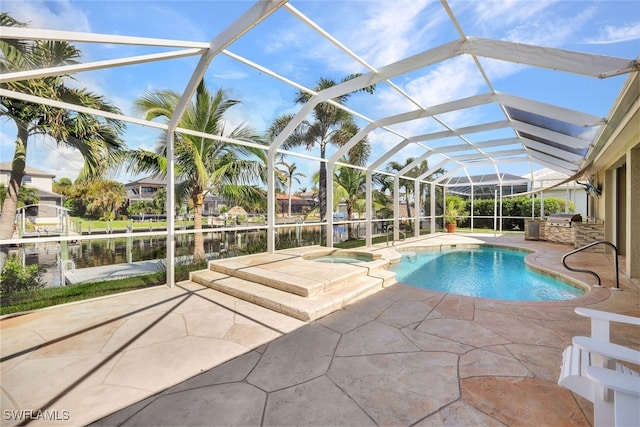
[1,234,638,426]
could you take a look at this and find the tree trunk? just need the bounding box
[0,123,28,273]
[347,205,355,240]
[319,144,327,222]
[287,177,292,217]
[192,194,205,262]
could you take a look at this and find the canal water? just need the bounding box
[10,227,323,287]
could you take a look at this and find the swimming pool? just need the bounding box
[390,246,585,301]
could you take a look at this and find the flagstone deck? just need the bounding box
[1,233,638,426]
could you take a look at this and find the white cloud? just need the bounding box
[502,6,596,47]
[0,103,84,180]
[41,149,84,181]
[2,0,91,31]
[344,0,435,67]
[404,56,484,106]
[368,55,486,139]
[26,134,84,180]
[363,53,500,166]
[264,0,442,76]
[368,129,406,159]
[585,23,640,44]
[458,1,600,49]
[469,0,557,29]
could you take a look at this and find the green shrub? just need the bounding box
[0,256,46,296]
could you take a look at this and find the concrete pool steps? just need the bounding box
[206,254,393,297]
[189,268,397,321]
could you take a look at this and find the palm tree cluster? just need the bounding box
[0,13,126,271]
[1,13,446,275]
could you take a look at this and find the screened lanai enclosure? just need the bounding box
[1,0,638,287]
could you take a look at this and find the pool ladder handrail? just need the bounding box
[561,240,619,290]
[386,225,406,246]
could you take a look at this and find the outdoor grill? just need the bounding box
[547,213,582,227]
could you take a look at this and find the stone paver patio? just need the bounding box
[1,234,638,426]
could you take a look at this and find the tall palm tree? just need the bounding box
[267,75,375,221]
[0,13,126,272]
[276,160,306,217]
[128,80,265,262]
[386,158,418,219]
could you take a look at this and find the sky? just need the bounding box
[1,0,639,192]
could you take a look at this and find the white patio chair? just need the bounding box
[558,307,640,427]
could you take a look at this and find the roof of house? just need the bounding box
[276,194,304,201]
[124,174,170,187]
[0,162,56,178]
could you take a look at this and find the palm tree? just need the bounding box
[267,75,375,221]
[385,159,444,216]
[386,158,418,219]
[0,184,38,210]
[276,160,306,217]
[334,160,385,240]
[0,13,126,272]
[85,180,128,220]
[334,165,365,240]
[53,178,74,197]
[128,80,265,262]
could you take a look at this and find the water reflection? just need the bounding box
[69,231,271,267]
[10,227,324,287]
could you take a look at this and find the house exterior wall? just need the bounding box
[628,147,640,276]
[0,164,55,192]
[0,164,62,227]
[24,175,53,192]
[588,72,639,283]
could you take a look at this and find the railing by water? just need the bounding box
[561,240,620,290]
[385,225,406,247]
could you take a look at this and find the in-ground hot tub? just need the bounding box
[303,250,380,264]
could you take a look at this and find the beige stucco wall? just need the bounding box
[587,72,639,282]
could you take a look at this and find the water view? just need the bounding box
[10,227,325,287]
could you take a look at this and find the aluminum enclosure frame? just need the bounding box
[1,0,638,286]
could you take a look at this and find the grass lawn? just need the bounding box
[0,261,208,316]
[71,217,194,232]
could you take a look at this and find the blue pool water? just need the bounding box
[390,247,585,301]
[311,255,369,263]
